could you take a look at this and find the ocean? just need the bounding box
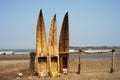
[0,49,35,54]
[0,49,120,59]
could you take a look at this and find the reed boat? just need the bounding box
[48,15,59,77]
[59,12,69,73]
[36,10,48,77]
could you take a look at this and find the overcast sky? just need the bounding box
[0,0,120,49]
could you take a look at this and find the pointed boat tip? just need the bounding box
[66,12,68,14]
[40,9,42,11]
[64,12,68,18]
[54,14,56,17]
[53,14,56,21]
[65,12,68,16]
[39,9,43,17]
[40,9,42,13]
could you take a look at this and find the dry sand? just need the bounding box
[0,55,120,80]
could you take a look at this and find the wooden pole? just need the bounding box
[29,52,36,75]
[78,48,82,74]
[110,49,115,73]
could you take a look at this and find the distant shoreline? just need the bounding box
[0,46,120,52]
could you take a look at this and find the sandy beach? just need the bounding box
[0,54,120,80]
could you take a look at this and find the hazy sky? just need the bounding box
[0,0,120,49]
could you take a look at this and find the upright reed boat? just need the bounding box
[59,12,69,73]
[36,10,48,77]
[48,15,59,76]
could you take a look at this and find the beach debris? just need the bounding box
[16,77,20,79]
[63,68,67,74]
[17,73,23,77]
[51,71,58,77]
[28,76,32,79]
[40,72,46,77]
